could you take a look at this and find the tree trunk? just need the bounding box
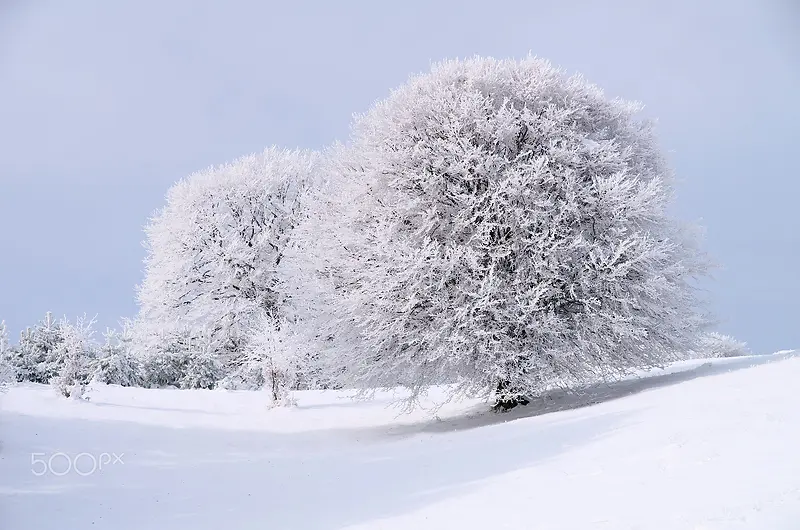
[493,379,530,412]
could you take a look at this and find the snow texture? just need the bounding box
[2,352,798,529]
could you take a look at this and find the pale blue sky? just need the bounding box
[1,0,798,353]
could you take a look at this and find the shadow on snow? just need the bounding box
[0,352,795,530]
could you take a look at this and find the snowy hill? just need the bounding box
[1,352,799,529]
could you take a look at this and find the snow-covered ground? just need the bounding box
[1,352,799,529]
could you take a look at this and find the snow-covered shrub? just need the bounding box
[139,327,224,389]
[296,56,710,409]
[51,316,97,399]
[90,323,144,387]
[180,328,226,390]
[139,328,193,388]
[234,310,303,406]
[141,351,186,389]
[221,348,335,392]
[136,147,320,367]
[180,354,225,390]
[218,360,267,391]
[693,332,750,359]
[221,309,332,398]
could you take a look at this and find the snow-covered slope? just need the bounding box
[1,352,798,529]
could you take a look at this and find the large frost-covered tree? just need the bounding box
[137,147,319,366]
[297,56,710,409]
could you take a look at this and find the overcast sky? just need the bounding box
[1,0,798,353]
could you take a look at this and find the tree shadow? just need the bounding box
[0,407,632,530]
[373,351,799,439]
[2,352,796,530]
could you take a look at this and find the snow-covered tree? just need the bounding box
[137,325,224,389]
[10,312,64,383]
[692,332,749,359]
[90,321,144,387]
[138,327,194,388]
[0,359,12,390]
[0,320,14,389]
[295,56,710,409]
[51,316,97,399]
[0,320,8,355]
[235,310,303,406]
[136,147,320,368]
[180,326,226,390]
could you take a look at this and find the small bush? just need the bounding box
[697,332,750,358]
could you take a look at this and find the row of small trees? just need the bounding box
[0,313,325,403]
[0,315,113,398]
[2,56,744,409]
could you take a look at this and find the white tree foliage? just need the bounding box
[295,56,710,406]
[181,326,227,390]
[0,321,7,355]
[90,321,144,387]
[236,310,303,406]
[11,312,64,384]
[136,325,224,389]
[136,147,319,366]
[692,332,750,359]
[51,316,97,399]
[0,320,14,389]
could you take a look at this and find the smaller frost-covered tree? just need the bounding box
[138,326,224,389]
[139,328,194,388]
[180,326,225,390]
[693,332,750,359]
[238,310,304,406]
[0,320,8,355]
[137,147,320,368]
[0,358,12,390]
[51,316,97,399]
[11,312,64,383]
[90,321,143,387]
[0,320,14,389]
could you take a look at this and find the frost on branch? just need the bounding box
[90,320,144,387]
[136,147,319,368]
[691,332,750,359]
[137,325,224,389]
[236,310,304,407]
[0,321,7,356]
[8,312,65,384]
[304,56,710,409]
[0,320,14,389]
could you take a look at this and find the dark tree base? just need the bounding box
[493,394,530,412]
[493,380,531,412]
